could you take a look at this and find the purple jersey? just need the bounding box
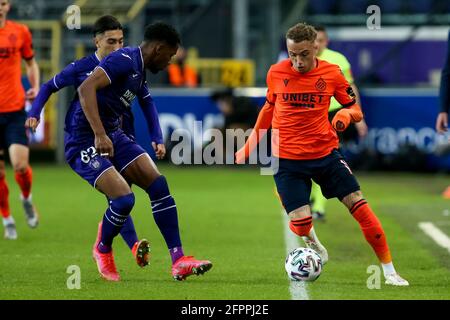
[30,49,163,149]
[65,47,145,135]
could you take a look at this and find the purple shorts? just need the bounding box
[65,129,146,187]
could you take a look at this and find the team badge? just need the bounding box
[315,77,326,92]
[89,158,101,170]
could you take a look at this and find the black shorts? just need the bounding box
[273,149,360,213]
[0,109,28,150]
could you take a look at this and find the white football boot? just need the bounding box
[302,227,329,265]
[21,194,39,228]
[3,217,18,240]
[384,273,409,286]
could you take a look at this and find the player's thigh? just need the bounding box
[67,144,130,199]
[274,159,312,213]
[4,110,29,171]
[95,167,132,199]
[122,153,160,189]
[314,149,360,201]
[111,130,159,189]
[8,144,29,171]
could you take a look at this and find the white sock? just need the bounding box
[2,216,15,226]
[382,262,396,276]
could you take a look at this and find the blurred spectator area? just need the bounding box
[8,0,450,88]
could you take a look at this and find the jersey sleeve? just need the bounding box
[98,51,134,84]
[28,62,78,119]
[333,66,357,108]
[20,24,34,60]
[53,62,78,89]
[137,82,164,144]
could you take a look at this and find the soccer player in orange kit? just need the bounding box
[236,22,409,286]
[0,0,40,239]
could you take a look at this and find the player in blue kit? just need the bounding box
[69,22,212,281]
[26,15,157,268]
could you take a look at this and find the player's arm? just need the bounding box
[437,31,450,134]
[350,83,368,137]
[24,58,40,101]
[78,68,114,157]
[21,25,39,102]
[341,58,368,137]
[331,67,363,132]
[26,62,78,131]
[235,69,275,164]
[137,83,165,159]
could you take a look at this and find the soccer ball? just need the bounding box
[285,247,323,282]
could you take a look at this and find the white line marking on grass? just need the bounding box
[418,222,450,254]
[282,210,309,300]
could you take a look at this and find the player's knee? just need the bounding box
[341,190,363,210]
[13,162,29,173]
[110,193,135,215]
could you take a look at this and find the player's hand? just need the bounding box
[152,142,166,160]
[355,119,368,137]
[332,109,351,132]
[95,133,114,158]
[25,88,39,102]
[436,112,448,134]
[235,147,247,164]
[25,117,40,132]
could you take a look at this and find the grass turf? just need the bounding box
[0,165,449,300]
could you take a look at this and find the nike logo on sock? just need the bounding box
[151,202,162,210]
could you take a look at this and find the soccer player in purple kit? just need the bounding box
[69,22,212,281]
[26,15,154,268]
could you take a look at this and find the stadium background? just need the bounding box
[1,0,450,301]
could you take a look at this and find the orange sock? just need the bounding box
[14,166,32,199]
[350,199,392,264]
[289,216,313,236]
[0,175,11,218]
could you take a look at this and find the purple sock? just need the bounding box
[119,215,139,249]
[98,193,135,253]
[170,246,184,264]
[146,176,182,250]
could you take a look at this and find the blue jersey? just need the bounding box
[65,47,146,134]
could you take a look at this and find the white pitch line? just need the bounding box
[282,210,309,300]
[418,222,450,254]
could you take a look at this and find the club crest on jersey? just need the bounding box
[89,158,101,170]
[8,33,17,45]
[315,77,327,92]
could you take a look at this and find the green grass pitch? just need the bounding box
[0,164,449,300]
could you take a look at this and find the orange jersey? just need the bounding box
[265,58,357,160]
[0,20,34,113]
